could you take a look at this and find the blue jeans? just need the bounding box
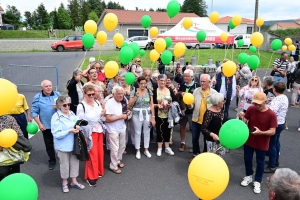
[244,144,266,183]
[192,122,207,155]
[223,99,231,120]
[273,76,284,83]
[268,124,284,168]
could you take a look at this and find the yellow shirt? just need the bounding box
[7,94,29,114]
[196,89,210,124]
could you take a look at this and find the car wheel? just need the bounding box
[195,44,200,49]
[82,46,86,51]
[57,45,64,52]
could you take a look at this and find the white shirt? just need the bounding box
[105,97,126,133]
[220,75,236,101]
[269,94,289,125]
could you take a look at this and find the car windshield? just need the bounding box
[62,36,68,41]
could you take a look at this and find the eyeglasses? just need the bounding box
[62,103,71,107]
[86,93,95,97]
[137,61,141,62]
[251,79,258,82]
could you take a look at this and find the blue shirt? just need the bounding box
[31,91,60,129]
[51,110,78,152]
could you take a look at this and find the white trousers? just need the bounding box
[108,130,126,170]
[132,114,151,149]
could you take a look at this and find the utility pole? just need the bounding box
[254,0,259,32]
[211,0,214,13]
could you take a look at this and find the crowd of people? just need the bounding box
[1,51,300,198]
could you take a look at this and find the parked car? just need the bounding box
[185,43,214,49]
[233,34,252,48]
[51,35,89,52]
[116,36,152,50]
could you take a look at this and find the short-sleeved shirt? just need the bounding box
[105,97,126,133]
[131,64,143,77]
[273,58,289,76]
[130,89,153,116]
[244,106,278,151]
[7,94,29,114]
[156,89,170,118]
[269,95,288,125]
[264,88,275,105]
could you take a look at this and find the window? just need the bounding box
[227,26,230,32]
[159,29,166,34]
[247,27,253,34]
[67,36,75,41]
[235,35,243,40]
[76,36,82,40]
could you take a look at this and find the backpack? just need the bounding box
[289,69,299,82]
[128,63,135,72]
[79,100,106,130]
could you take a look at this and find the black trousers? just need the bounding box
[0,164,20,181]
[156,117,171,143]
[42,129,56,163]
[286,74,294,89]
[11,113,28,139]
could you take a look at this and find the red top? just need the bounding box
[86,72,106,83]
[244,106,278,151]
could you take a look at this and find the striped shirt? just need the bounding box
[273,58,289,76]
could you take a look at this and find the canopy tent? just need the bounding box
[157,17,234,44]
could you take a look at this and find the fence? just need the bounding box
[0,65,59,91]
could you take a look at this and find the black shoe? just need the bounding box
[86,180,97,187]
[48,162,56,170]
[264,166,276,173]
[265,161,279,167]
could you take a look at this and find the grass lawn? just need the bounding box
[81,49,280,71]
[0,30,74,39]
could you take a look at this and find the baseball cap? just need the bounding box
[252,92,267,104]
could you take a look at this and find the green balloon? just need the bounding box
[237,39,244,47]
[119,46,134,65]
[26,122,38,134]
[229,19,236,29]
[271,39,283,51]
[121,42,128,47]
[129,42,140,58]
[139,49,146,56]
[141,15,152,28]
[82,33,95,49]
[165,37,173,48]
[247,55,260,70]
[161,50,173,65]
[238,53,249,64]
[219,119,249,149]
[125,72,135,85]
[167,0,180,18]
[249,45,257,53]
[0,173,38,200]
[196,30,206,42]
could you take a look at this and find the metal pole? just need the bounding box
[211,0,214,12]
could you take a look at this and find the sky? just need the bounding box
[1,0,300,21]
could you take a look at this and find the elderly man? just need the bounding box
[131,58,143,77]
[106,85,131,174]
[134,68,158,91]
[268,168,300,200]
[239,92,277,194]
[272,52,289,83]
[175,65,200,85]
[84,68,106,103]
[178,69,200,152]
[189,74,217,162]
[31,80,60,170]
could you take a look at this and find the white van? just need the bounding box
[234,34,251,48]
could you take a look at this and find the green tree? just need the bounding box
[107,1,125,9]
[35,3,50,29]
[68,0,81,28]
[88,11,98,22]
[87,0,103,16]
[80,0,90,26]
[3,5,22,29]
[57,5,72,29]
[181,0,208,17]
[156,8,166,12]
[24,11,34,28]
[49,8,59,29]
[149,8,154,11]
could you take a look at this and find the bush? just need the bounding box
[269,28,300,37]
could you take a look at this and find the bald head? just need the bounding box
[41,80,53,96]
[143,68,151,82]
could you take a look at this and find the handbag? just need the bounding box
[270,61,283,76]
[73,119,89,161]
[12,135,32,152]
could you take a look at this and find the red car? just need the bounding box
[51,35,89,52]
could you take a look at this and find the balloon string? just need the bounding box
[98,46,102,60]
[80,49,88,69]
[266,51,275,76]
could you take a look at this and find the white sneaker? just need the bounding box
[287,89,291,92]
[144,151,152,158]
[165,148,175,156]
[241,176,252,186]
[253,181,261,194]
[135,151,141,159]
[157,148,162,156]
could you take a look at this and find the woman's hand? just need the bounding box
[75,125,80,131]
[150,118,156,127]
[157,104,163,109]
[70,128,79,134]
[210,133,219,141]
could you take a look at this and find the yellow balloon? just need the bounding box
[113,33,124,47]
[0,78,18,115]
[104,61,119,78]
[209,11,220,24]
[222,60,237,77]
[220,32,228,43]
[282,45,287,51]
[149,49,160,62]
[250,32,264,47]
[284,38,292,45]
[183,93,194,105]
[174,42,186,58]
[256,17,264,27]
[150,27,159,38]
[0,129,18,148]
[183,17,193,29]
[232,15,242,26]
[188,153,230,200]
[84,20,97,35]
[288,44,296,51]
[96,31,107,45]
[104,13,118,32]
[154,38,166,53]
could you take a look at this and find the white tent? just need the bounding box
[158,17,234,44]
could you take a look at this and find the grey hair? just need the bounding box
[119,72,127,78]
[158,74,167,80]
[200,73,211,80]
[210,93,224,105]
[41,80,52,87]
[73,68,82,76]
[143,68,151,73]
[187,65,194,70]
[184,69,194,77]
[56,95,71,108]
[269,168,300,200]
[263,76,274,86]
[112,85,124,94]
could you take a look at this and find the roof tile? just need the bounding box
[218,16,254,24]
[276,22,300,28]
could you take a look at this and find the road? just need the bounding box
[1,52,300,200]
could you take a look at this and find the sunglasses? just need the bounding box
[251,79,258,82]
[86,93,95,97]
[62,103,71,107]
[137,61,141,62]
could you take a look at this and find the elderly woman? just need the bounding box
[107,74,120,95]
[67,69,84,113]
[153,74,176,156]
[128,76,156,159]
[238,76,263,113]
[201,93,226,156]
[119,63,128,75]
[166,74,177,95]
[77,85,105,187]
[51,95,84,193]
[131,58,143,77]
[83,61,106,83]
[151,71,159,83]
[263,76,275,105]
[119,72,132,100]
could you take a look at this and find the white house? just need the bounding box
[216,16,254,35]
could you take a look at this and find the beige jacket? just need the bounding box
[191,87,218,123]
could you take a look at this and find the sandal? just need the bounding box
[62,184,69,193]
[118,162,125,168]
[110,168,122,174]
[70,182,85,190]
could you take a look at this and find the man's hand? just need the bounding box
[252,126,262,135]
[120,114,128,120]
[38,123,46,131]
[238,112,245,119]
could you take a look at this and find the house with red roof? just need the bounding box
[216,16,254,34]
[269,21,300,30]
[0,6,4,27]
[97,9,199,39]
